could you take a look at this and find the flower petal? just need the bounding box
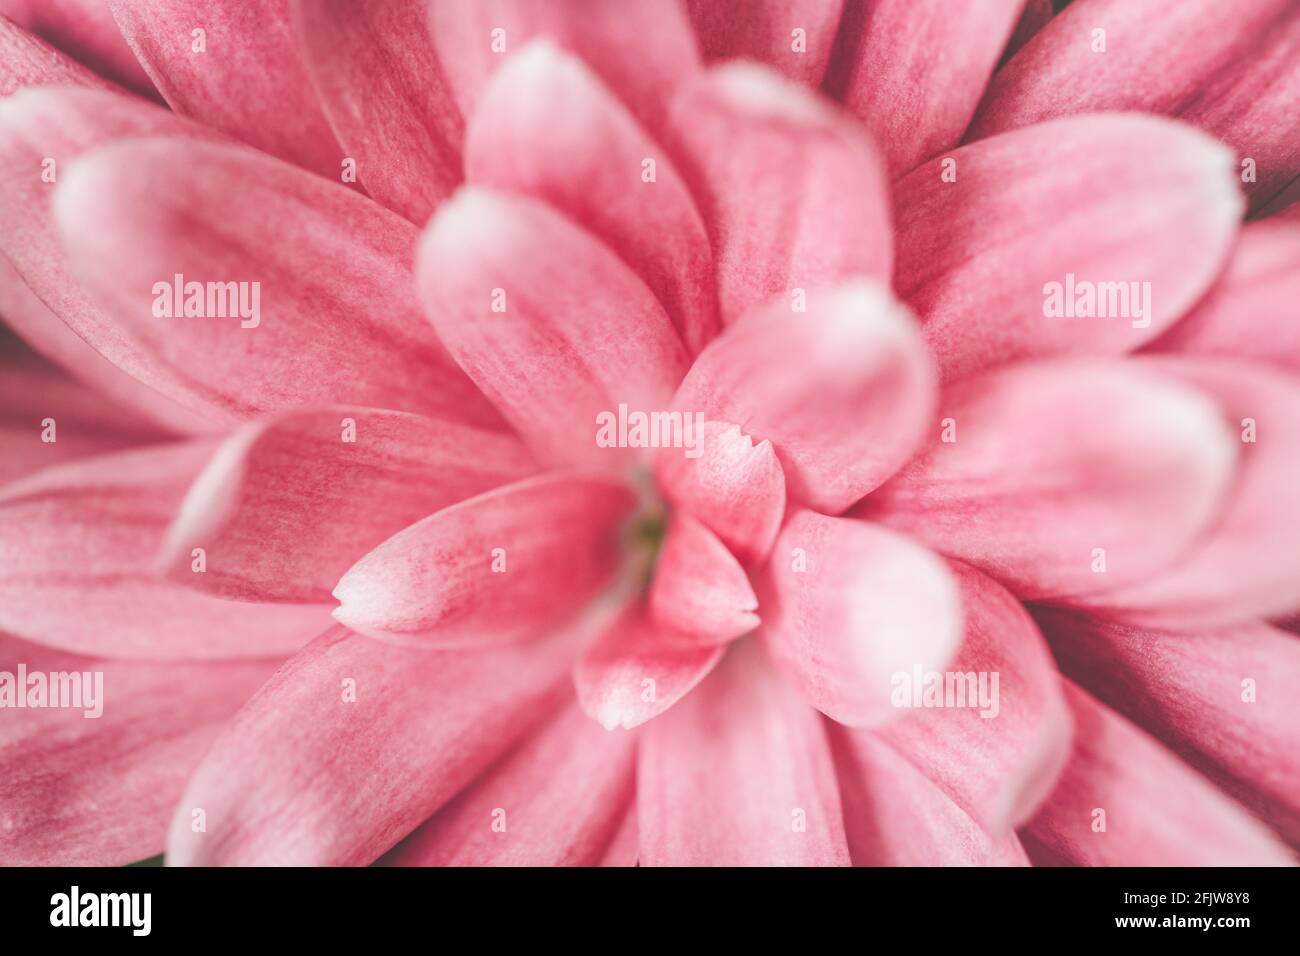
[1146,219,1300,374]
[894,114,1243,382]
[1020,681,1293,866]
[1040,608,1300,848]
[428,0,699,141]
[673,281,935,513]
[0,349,165,486]
[384,701,636,866]
[826,0,1023,176]
[333,473,635,646]
[52,135,500,429]
[875,562,1073,831]
[0,632,276,865]
[638,640,850,865]
[573,604,725,730]
[108,0,344,176]
[829,727,1030,866]
[159,407,538,603]
[971,0,1300,209]
[1076,357,1300,627]
[648,514,758,645]
[668,63,891,325]
[0,85,222,433]
[1,0,155,95]
[858,359,1238,601]
[758,509,963,727]
[466,40,717,354]
[0,443,330,659]
[652,421,786,566]
[0,14,110,92]
[417,187,689,468]
[685,0,843,86]
[166,623,582,865]
[291,0,462,222]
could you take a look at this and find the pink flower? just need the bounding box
[1,0,1298,867]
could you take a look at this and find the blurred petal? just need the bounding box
[0,443,330,659]
[759,509,962,727]
[291,0,462,222]
[1040,609,1300,847]
[669,63,891,325]
[466,41,717,354]
[52,136,499,428]
[160,407,537,603]
[876,562,1072,830]
[894,114,1243,382]
[638,640,850,865]
[428,0,698,140]
[385,702,635,866]
[417,187,688,469]
[829,727,1030,866]
[0,632,276,865]
[653,421,786,566]
[109,0,344,176]
[649,514,758,645]
[1147,219,1300,374]
[0,85,222,433]
[574,604,725,730]
[827,0,1022,176]
[686,0,843,86]
[859,360,1237,601]
[333,473,635,646]
[1021,682,1293,866]
[1078,358,1300,627]
[673,281,935,513]
[166,623,582,865]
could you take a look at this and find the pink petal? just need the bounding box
[0,85,222,434]
[428,0,699,142]
[466,40,717,355]
[573,604,726,730]
[875,562,1073,830]
[1002,0,1054,61]
[648,514,758,645]
[970,0,1299,209]
[1076,357,1300,627]
[858,359,1238,601]
[166,623,582,865]
[1146,219,1300,374]
[652,421,786,567]
[599,803,639,867]
[758,509,963,727]
[1021,681,1293,866]
[0,632,276,865]
[385,702,636,866]
[668,63,891,325]
[1040,608,1300,848]
[685,0,844,86]
[108,0,344,176]
[894,114,1243,383]
[333,473,635,646]
[291,0,462,223]
[159,407,538,603]
[0,13,110,92]
[673,281,935,513]
[829,727,1029,866]
[51,135,500,429]
[0,0,148,93]
[638,640,850,865]
[0,350,166,486]
[417,187,689,469]
[0,443,330,659]
[826,0,1023,177]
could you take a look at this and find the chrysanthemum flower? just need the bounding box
[0,0,1297,867]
